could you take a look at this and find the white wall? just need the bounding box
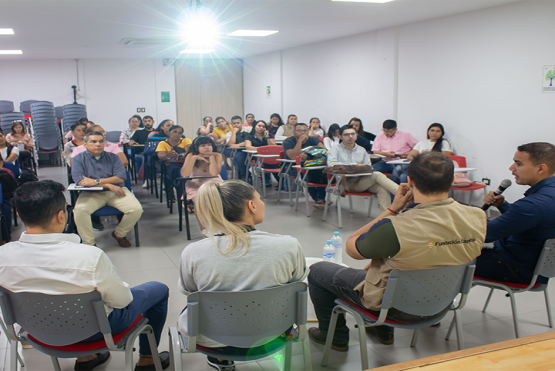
[0,58,177,131]
[243,0,555,203]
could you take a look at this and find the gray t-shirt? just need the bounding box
[177,230,307,347]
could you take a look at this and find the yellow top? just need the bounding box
[156,138,192,152]
[212,124,232,140]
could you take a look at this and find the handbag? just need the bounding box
[323,164,374,196]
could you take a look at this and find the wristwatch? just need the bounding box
[95,179,101,185]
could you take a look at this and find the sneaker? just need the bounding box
[307,327,349,351]
[313,202,326,210]
[207,356,235,371]
[74,351,110,371]
[142,181,147,189]
[365,326,394,345]
[92,218,105,231]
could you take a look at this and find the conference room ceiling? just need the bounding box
[0,0,523,59]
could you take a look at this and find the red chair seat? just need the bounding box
[306,182,328,187]
[345,192,377,197]
[27,315,144,352]
[260,168,281,173]
[473,276,540,289]
[451,183,486,191]
[338,299,408,325]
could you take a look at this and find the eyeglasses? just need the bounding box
[383,129,396,134]
[296,129,309,133]
[342,133,356,137]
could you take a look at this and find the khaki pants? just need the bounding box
[74,187,143,245]
[345,172,399,213]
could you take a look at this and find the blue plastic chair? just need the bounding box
[90,171,140,247]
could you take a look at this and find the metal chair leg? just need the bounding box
[305,184,311,217]
[322,191,330,221]
[145,327,163,371]
[288,178,293,206]
[367,195,374,217]
[169,327,183,371]
[134,223,139,247]
[507,291,520,338]
[482,288,494,313]
[50,356,62,371]
[410,329,419,347]
[302,335,313,371]
[321,307,342,367]
[348,195,353,213]
[283,342,293,371]
[454,309,465,350]
[337,194,342,229]
[445,314,456,341]
[544,290,553,328]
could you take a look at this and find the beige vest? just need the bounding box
[282,124,295,137]
[355,198,486,311]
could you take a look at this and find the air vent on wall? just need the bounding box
[119,38,170,47]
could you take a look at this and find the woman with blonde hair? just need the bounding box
[177,180,306,371]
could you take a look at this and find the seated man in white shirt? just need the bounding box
[328,125,399,212]
[0,180,170,371]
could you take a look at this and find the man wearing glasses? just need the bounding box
[328,125,399,212]
[371,119,418,183]
[283,122,328,209]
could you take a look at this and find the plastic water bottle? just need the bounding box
[323,240,335,262]
[331,231,343,264]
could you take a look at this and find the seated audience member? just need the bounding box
[404,123,453,182]
[0,128,19,164]
[0,154,17,240]
[225,115,251,179]
[6,121,33,160]
[130,115,156,145]
[180,136,223,215]
[149,119,174,139]
[275,114,298,140]
[348,117,374,152]
[245,120,277,186]
[155,125,192,161]
[309,117,325,138]
[308,152,486,348]
[212,117,232,145]
[268,113,284,139]
[72,125,128,168]
[197,116,213,136]
[0,180,170,371]
[72,131,143,247]
[178,180,306,371]
[477,142,555,285]
[243,113,255,132]
[372,119,417,183]
[64,117,90,142]
[328,125,399,212]
[324,123,341,151]
[64,121,87,172]
[120,115,142,146]
[283,123,328,209]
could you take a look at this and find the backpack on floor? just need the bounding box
[18,169,38,185]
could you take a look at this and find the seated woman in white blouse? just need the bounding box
[308,117,325,138]
[323,123,341,151]
[177,180,306,371]
[404,123,453,182]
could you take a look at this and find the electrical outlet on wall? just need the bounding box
[136,108,145,113]
[482,178,491,186]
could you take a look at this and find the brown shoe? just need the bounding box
[112,231,131,248]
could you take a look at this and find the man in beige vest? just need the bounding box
[308,152,486,349]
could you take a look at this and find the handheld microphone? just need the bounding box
[481,179,512,210]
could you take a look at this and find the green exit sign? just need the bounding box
[161,91,170,103]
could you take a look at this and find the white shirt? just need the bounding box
[0,233,133,315]
[0,146,19,160]
[311,128,325,137]
[274,126,288,141]
[413,139,453,153]
[324,137,340,151]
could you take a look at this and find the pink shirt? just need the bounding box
[372,130,417,161]
[71,142,122,158]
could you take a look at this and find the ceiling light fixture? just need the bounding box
[0,50,22,54]
[179,48,215,54]
[227,30,279,37]
[0,28,14,35]
[332,0,395,3]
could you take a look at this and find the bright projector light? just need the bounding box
[179,8,220,52]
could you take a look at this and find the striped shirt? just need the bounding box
[372,130,418,161]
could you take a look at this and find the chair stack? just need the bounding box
[19,100,40,114]
[0,112,25,133]
[62,104,87,135]
[30,101,62,164]
[54,106,64,122]
[0,101,14,114]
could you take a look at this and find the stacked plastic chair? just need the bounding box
[0,101,14,114]
[62,104,87,136]
[30,101,61,165]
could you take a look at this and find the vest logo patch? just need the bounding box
[432,238,476,247]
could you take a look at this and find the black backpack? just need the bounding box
[18,169,38,185]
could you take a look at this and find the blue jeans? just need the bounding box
[84,281,169,355]
[372,161,400,184]
[234,150,247,178]
[289,169,326,202]
[2,200,11,240]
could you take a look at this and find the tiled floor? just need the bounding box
[1,166,554,371]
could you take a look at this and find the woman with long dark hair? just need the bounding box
[177,180,306,371]
[347,117,374,151]
[275,114,297,140]
[268,113,284,138]
[324,123,341,150]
